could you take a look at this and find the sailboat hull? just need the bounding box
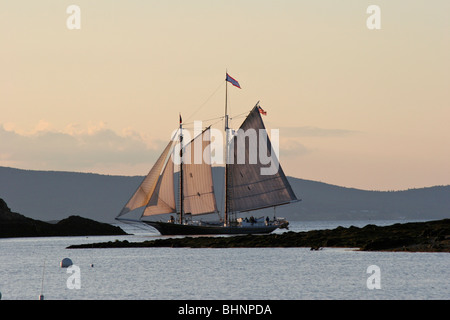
[143,221,278,235]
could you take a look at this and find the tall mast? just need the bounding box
[179,113,184,224]
[224,71,229,226]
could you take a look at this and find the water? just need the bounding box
[0,220,448,300]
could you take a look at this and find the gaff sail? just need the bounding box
[182,127,218,216]
[227,106,298,213]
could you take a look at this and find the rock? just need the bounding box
[54,215,127,236]
[68,219,450,252]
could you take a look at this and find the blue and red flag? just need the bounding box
[226,73,241,88]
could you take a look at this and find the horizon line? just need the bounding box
[1,165,448,193]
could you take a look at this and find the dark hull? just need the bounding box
[143,221,278,235]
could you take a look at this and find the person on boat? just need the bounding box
[168,216,175,223]
[265,216,270,225]
[249,216,256,224]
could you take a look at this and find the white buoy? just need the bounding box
[60,258,73,268]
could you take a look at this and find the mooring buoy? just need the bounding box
[60,258,73,268]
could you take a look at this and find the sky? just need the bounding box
[1,0,449,191]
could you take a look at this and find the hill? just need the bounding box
[0,166,449,223]
[0,198,127,238]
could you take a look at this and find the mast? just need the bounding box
[224,71,229,226]
[179,113,184,224]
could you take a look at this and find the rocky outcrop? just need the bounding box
[68,219,450,252]
[0,198,127,238]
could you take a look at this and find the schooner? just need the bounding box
[116,74,299,235]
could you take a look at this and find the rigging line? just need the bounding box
[209,117,224,128]
[227,109,251,130]
[183,109,247,128]
[229,110,250,121]
[182,115,224,127]
[185,80,225,122]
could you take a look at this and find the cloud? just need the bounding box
[268,125,359,158]
[278,138,311,157]
[279,126,359,137]
[0,123,165,172]
[0,122,358,173]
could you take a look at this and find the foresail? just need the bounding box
[143,155,177,216]
[228,106,297,213]
[117,140,174,217]
[183,127,218,215]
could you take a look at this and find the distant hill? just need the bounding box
[0,166,142,223]
[0,166,449,223]
[288,178,450,221]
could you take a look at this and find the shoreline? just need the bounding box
[67,219,450,252]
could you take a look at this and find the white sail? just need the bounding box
[143,155,176,216]
[227,106,297,213]
[182,127,218,215]
[117,140,174,217]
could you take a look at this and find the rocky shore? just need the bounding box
[68,219,450,252]
[0,198,127,238]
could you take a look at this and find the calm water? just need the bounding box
[0,220,448,300]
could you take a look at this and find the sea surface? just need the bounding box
[0,220,448,300]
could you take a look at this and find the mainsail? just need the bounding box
[182,127,218,215]
[227,106,297,213]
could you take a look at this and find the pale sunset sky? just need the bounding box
[1,1,449,191]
